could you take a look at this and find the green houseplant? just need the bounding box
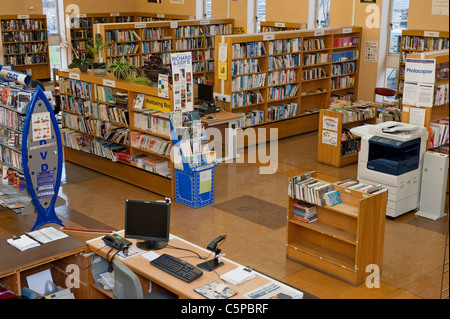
[108,58,138,80]
[60,41,93,72]
[86,36,112,75]
[140,55,170,82]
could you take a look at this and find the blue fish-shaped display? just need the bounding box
[22,86,64,230]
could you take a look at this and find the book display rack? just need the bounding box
[58,69,174,197]
[95,19,234,84]
[0,14,50,80]
[260,21,306,33]
[287,171,388,286]
[214,26,361,142]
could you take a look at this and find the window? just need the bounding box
[204,0,211,19]
[388,0,410,54]
[256,0,266,32]
[42,0,58,34]
[316,0,330,28]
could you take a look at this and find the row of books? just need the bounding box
[335,179,384,194]
[71,29,92,40]
[0,108,26,131]
[61,129,92,153]
[401,36,449,51]
[3,42,48,55]
[175,26,204,38]
[142,27,166,40]
[331,61,357,76]
[0,128,22,150]
[268,38,302,55]
[288,172,335,206]
[205,49,215,61]
[376,106,401,123]
[267,103,298,121]
[231,90,264,108]
[131,154,171,178]
[301,67,328,81]
[332,50,359,62]
[3,54,48,66]
[341,128,358,141]
[1,86,32,114]
[111,43,140,56]
[329,106,376,123]
[429,118,449,149]
[174,38,204,50]
[205,24,233,36]
[143,52,171,65]
[192,61,205,73]
[1,19,46,31]
[268,84,299,101]
[341,137,360,156]
[133,112,171,137]
[205,37,216,49]
[331,75,355,90]
[292,201,317,223]
[268,54,300,70]
[231,58,261,75]
[232,73,266,92]
[72,40,92,51]
[0,146,22,171]
[105,30,141,42]
[142,40,172,54]
[191,50,204,61]
[303,53,330,66]
[268,69,297,86]
[2,30,47,42]
[130,132,172,156]
[60,78,93,99]
[329,93,355,106]
[69,17,93,28]
[434,83,449,107]
[303,38,326,51]
[333,36,359,48]
[93,85,114,104]
[91,139,128,162]
[232,42,266,59]
[236,110,265,127]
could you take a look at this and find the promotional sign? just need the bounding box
[0,67,31,86]
[22,86,64,230]
[171,52,194,112]
[405,58,436,84]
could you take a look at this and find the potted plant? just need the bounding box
[60,41,93,73]
[140,55,170,82]
[108,58,138,80]
[86,35,112,76]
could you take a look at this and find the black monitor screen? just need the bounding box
[198,83,214,103]
[124,199,170,250]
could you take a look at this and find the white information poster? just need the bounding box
[432,0,449,15]
[171,52,194,112]
[322,116,339,131]
[322,130,338,146]
[409,107,426,127]
[404,58,436,83]
[417,83,435,107]
[364,40,378,62]
[32,112,51,141]
[158,73,169,99]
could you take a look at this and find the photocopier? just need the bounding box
[350,121,428,218]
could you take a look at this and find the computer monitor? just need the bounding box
[197,83,214,104]
[124,199,170,250]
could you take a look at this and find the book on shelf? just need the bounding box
[323,190,342,206]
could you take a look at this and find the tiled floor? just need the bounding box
[2,131,448,299]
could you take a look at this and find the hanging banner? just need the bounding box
[171,52,194,112]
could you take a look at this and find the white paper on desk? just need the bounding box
[7,235,40,251]
[26,269,54,295]
[27,227,68,243]
[141,251,161,262]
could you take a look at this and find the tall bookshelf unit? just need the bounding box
[96,19,234,84]
[58,69,174,197]
[214,26,362,141]
[396,30,449,101]
[66,12,192,61]
[287,171,388,286]
[260,21,307,33]
[0,14,50,80]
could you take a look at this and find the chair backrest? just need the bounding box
[112,259,144,299]
[374,87,396,98]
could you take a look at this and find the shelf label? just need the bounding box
[344,189,351,193]
[18,15,30,19]
[69,72,80,80]
[170,21,178,29]
[274,22,285,28]
[110,13,120,17]
[424,31,439,38]
[314,29,325,36]
[200,20,210,25]
[263,33,275,41]
[76,14,87,18]
[103,79,116,88]
[157,14,165,18]
[342,28,353,34]
[135,23,146,28]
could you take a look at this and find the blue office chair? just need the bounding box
[112,259,176,299]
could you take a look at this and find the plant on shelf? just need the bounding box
[140,55,170,82]
[60,41,93,73]
[108,58,138,80]
[86,35,112,75]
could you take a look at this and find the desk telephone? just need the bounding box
[102,233,132,250]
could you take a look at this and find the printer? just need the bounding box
[350,121,428,218]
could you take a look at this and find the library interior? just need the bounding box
[0,0,448,302]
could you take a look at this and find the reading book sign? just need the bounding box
[171,52,194,112]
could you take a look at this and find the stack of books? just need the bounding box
[293,201,317,223]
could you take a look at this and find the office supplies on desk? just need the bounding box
[7,234,40,251]
[220,266,256,285]
[26,227,68,243]
[194,281,238,299]
[150,253,203,283]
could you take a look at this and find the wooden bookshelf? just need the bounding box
[214,26,362,143]
[318,106,377,167]
[287,171,388,286]
[95,19,234,84]
[58,69,174,197]
[260,21,307,33]
[396,30,449,101]
[0,14,50,80]
[400,50,449,152]
[66,12,192,61]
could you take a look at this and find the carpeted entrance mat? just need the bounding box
[213,195,286,230]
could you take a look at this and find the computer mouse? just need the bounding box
[215,283,229,293]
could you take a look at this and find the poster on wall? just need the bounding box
[170,0,184,4]
[364,40,378,62]
[432,0,449,15]
[171,52,194,112]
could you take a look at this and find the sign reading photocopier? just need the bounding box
[404,58,436,83]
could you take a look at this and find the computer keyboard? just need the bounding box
[150,253,203,283]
